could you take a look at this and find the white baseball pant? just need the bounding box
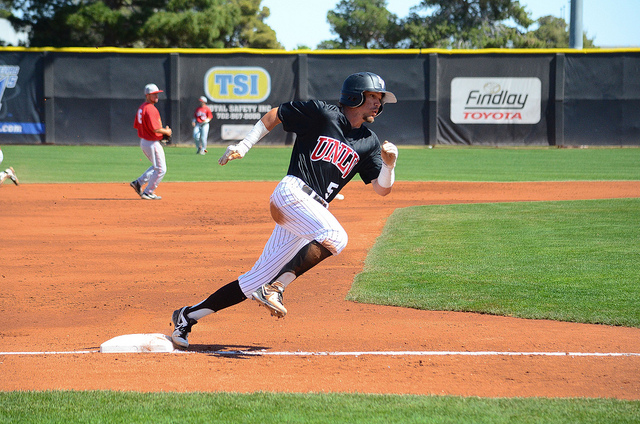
[193,122,210,152]
[136,138,166,194]
[238,175,348,298]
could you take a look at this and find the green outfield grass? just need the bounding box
[348,198,640,327]
[1,391,638,424]
[1,144,639,183]
[2,145,639,422]
[0,145,288,183]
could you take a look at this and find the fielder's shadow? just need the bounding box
[185,343,271,359]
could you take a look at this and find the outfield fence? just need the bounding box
[1,47,639,146]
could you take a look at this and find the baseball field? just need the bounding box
[1,145,639,423]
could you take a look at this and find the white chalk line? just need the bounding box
[194,350,640,358]
[0,350,98,355]
[2,350,640,357]
[206,350,640,357]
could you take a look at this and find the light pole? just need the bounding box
[569,0,583,49]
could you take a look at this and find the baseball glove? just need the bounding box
[162,133,172,145]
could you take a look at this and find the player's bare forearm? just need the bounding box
[372,179,392,196]
[261,107,281,131]
[154,126,172,137]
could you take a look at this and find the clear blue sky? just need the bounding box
[0,0,637,48]
[261,0,640,50]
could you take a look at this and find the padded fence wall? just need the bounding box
[0,48,638,146]
[562,53,640,145]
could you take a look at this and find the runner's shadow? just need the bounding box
[187,344,271,359]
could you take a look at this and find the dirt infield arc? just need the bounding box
[1,181,639,398]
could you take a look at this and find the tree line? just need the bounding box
[0,0,595,49]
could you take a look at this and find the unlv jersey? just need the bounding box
[278,100,383,202]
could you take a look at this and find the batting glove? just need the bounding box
[218,144,246,165]
[381,141,398,168]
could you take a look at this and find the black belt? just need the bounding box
[301,185,328,208]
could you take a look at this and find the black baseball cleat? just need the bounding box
[130,180,142,196]
[171,307,198,349]
[7,167,18,185]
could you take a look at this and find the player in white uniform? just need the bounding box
[0,147,19,186]
[170,72,399,348]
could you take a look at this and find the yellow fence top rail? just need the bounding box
[1,46,639,55]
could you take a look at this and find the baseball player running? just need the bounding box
[193,96,213,155]
[130,83,172,200]
[0,147,19,186]
[170,72,399,348]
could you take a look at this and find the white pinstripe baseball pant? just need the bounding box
[238,175,348,298]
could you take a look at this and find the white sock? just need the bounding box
[186,308,214,321]
[276,272,296,288]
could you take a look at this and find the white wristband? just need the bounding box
[237,120,269,156]
[377,163,395,188]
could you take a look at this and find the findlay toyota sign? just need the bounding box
[451,77,541,124]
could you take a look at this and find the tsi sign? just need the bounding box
[451,77,541,124]
[204,66,271,103]
[203,66,273,140]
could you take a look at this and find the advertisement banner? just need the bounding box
[0,52,44,144]
[204,66,271,104]
[451,77,541,124]
[201,66,275,141]
[179,55,296,145]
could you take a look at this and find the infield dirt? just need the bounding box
[1,181,639,398]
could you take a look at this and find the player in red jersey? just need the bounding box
[130,83,172,200]
[193,96,213,155]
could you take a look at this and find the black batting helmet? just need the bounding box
[339,72,397,114]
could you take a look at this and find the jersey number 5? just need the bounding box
[325,182,339,199]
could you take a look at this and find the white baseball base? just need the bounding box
[100,333,175,353]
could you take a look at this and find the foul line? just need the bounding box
[2,350,640,357]
[194,350,640,357]
[0,350,98,355]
